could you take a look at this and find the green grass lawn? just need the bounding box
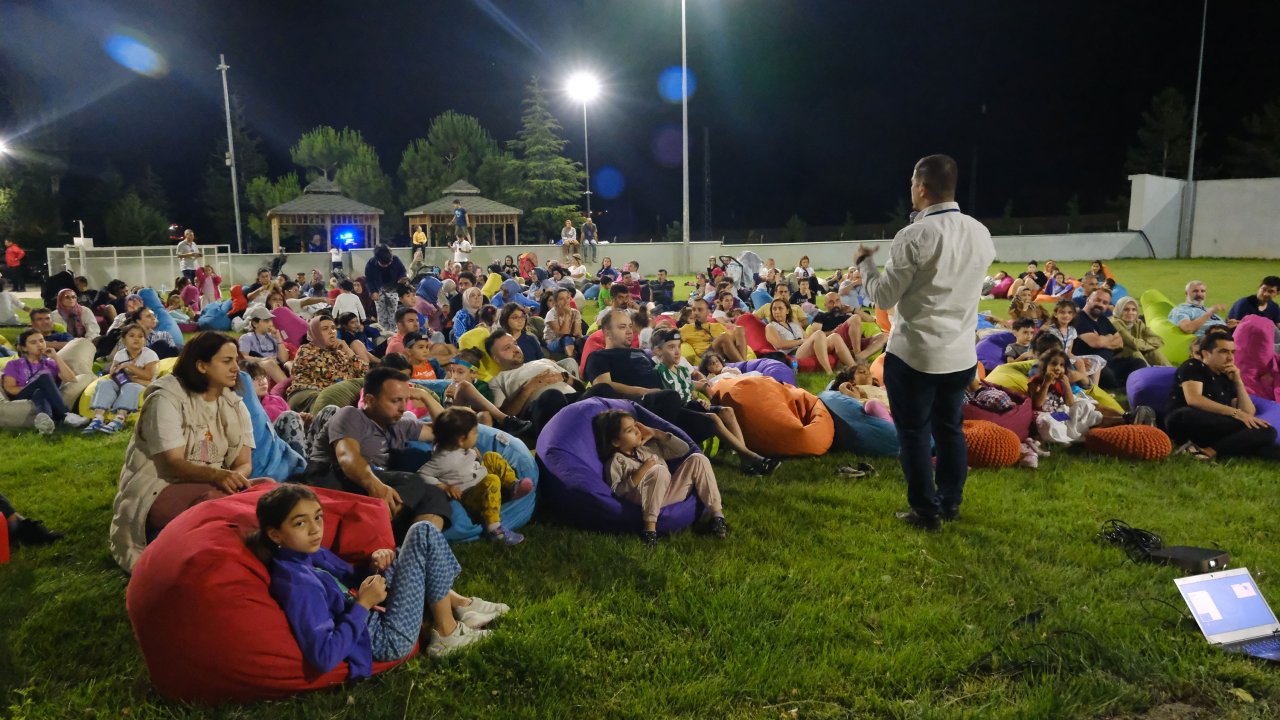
[3,259,1280,719]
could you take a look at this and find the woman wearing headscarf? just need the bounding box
[285,315,368,412]
[450,287,487,346]
[352,276,377,320]
[1112,296,1170,367]
[56,288,100,340]
[493,278,539,311]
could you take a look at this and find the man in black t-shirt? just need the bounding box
[583,310,718,442]
[1072,287,1140,389]
[1163,331,1279,461]
[810,292,852,333]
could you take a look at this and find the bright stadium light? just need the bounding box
[565,72,601,103]
[0,139,9,155]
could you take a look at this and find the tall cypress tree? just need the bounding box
[504,78,585,241]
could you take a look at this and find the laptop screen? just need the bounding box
[1177,571,1278,639]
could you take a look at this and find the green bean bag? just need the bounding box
[1140,289,1194,365]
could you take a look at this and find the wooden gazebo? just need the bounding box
[266,177,384,252]
[404,179,522,245]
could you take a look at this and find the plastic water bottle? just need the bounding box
[160,283,168,295]
[791,357,799,375]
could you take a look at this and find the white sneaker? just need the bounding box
[33,412,55,435]
[427,620,491,658]
[454,596,510,629]
[61,413,91,428]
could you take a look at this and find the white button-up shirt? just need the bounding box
[857,201,995,374]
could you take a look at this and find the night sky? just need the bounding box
[1,0,1276,242]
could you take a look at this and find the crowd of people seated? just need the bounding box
[5,241,1279,689]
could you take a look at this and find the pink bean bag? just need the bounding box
[1234,314,1280,402]
[127,485,414,702]
[272,306,309,351]
[990,276,1015,299]
[962,396,1034,441]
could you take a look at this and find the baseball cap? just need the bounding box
[245,306,274,321]
[651,328,682,347]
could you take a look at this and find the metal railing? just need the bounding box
[46,244,234,290]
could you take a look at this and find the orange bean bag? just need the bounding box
[875,307,892,333]
[1084,424,1172,461]
[710,375,834,456]
[962,419,1021,468]
[127,485,415,702]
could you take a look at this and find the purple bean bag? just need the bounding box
[728,358,795,385]
[1252,397,1280,446]
[962,396,1034,441]
[1126,365,1178,418]
[976,332,1015,373]
[535,397,701,534]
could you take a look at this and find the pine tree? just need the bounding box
[244,173,302,242]
[399,111,500,207]
[200,94,268,246]
[1226,97,1280,177]
[1125,87,1203,178]
[504,78,585,241]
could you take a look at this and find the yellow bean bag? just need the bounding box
[710,375,834,457]
[77,357,178,419]
[457,327,502,382]
[986,359,1122,413]
[1140,289,1194,365]
[481,272,504,300]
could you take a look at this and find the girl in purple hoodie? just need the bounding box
[249,484,505,667]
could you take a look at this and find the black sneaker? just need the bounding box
[895,509,942,532]
[757,457,783,475]
[12,518,64,546]
[708,516,730,539]
[939,506,960,522]
[739,459,765,477]
[639,530,659,548]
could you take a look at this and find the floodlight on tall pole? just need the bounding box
[680,0,691,265]
[0,139,9,156]
[566,72,601,219]
[217,53,244,254]
[1178,0,1208,259]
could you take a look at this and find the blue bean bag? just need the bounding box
[233,371,305,480]
[393,425,539,543]
[198,299,233,331]
[415,275,442,303]
[976,331,1015,373]
[138,287,184,348]
[728,358,795,385]
[818,390,900,456]
[750,288,774,311]
[536,397,701,534]
[1111,284,1129,301]
[1126,365,1178,418]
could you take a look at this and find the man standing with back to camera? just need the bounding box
[856,154,995,532]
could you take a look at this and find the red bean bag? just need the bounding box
[126,485,414,703]
[962,396,1034,441]
[579,329,606,376]
[734,314,834,372]
[229,285,248,316]
[1084,424,1172,461]
[962,420,1021,468]
[710,375,834,456]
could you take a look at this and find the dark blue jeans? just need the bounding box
[882,352,975,517]
[13,374,70,422]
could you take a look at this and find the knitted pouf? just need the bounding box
[962,419,1021,468]
[1084,424,1172,461]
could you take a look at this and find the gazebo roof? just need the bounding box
[404,179,522,217]
[268,178,384,216]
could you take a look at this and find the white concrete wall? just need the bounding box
[1127,173,1184,258]
[1190,177,1280,259]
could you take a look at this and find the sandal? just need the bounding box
[1174,441,1214,462]
[837,462,877,478]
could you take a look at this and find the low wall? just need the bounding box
[1191,177,1280,259]
[51,230,1162,288]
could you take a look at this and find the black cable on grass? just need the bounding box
[1096,519,1163,564]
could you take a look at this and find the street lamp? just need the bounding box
[565,72,600,218]
[0,139,9,156]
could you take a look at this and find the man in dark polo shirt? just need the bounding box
[1072,287,1142,390]
[303,367,452,537]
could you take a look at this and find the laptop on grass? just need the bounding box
[1175,567,1280,661]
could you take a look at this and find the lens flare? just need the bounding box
[594,166,625,199]
[658,66,696,103]
[104,29,168,78]
[650,125,683,168]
